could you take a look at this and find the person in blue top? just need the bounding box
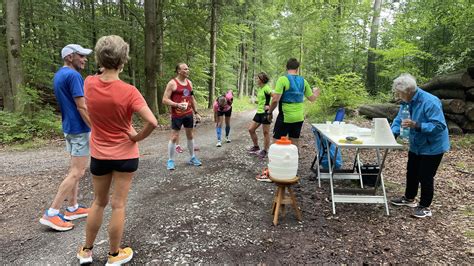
[39,44,92,231]
[390,73,450,218]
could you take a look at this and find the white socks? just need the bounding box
[47,208,60,216]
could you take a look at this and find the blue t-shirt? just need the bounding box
[53,67,90,134]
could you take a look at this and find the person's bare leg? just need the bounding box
[108,171,134,253]
[263,124,270,151]
[248,121,261,147]
[84,173,113,248]
[68,182,79,207]
[51,156,88,210]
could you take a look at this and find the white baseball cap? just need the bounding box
[61,44,92,59]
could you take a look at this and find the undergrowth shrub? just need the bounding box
[306,73,369,123]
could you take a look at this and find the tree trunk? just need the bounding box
[156,0,166,114]
[207,0,218,108]
[446,120,463,135]
[441,99,465,114]
[465,101,474,121]
[91,0,97,48]
[144,0,158,114]
[0,0,13,111]
[244,42,248,97]
[358,103,399,121]
[466,88,474,101]
[250,22,256,101]
[430,89,465,100]
[299,24,304,76]
[238,40,245,98]
[366,0,382,95]
[420,68,474,91]
[5,0,24,112]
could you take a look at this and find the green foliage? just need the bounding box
[231,96,255,112]
[306,73,368,123]
[372,40,432,89]
[0,108,61,144]
[0,86,61,144]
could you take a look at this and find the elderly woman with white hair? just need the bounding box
[390,73,450,218]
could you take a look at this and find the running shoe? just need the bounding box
[189,156,202,166]
[106,247,133,266]
[64,205,89,220]
[413,206,432,218]
[225,137,231,143]
[216,141,222,147]
[39,212,74,231]
[248,146,260,154]
[390,196,417,207]
[167,159,176,170]
[258,149,268,159]
[77,246,93,264]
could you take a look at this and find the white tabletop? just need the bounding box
[312,123,403,149]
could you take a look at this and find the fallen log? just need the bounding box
[358,104,399,121]
[465,101,474,121]
[461,121,474,133]
[447,120,463,135]
[444,113,467,126]
[467,88,474,101]
[441,99,465,114]
[430,89,465,100]
[421,68,474,91]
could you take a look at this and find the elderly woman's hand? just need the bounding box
[401,119,417,129]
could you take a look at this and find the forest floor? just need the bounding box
[0,109,473,264]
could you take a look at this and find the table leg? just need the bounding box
[329,144,338,214]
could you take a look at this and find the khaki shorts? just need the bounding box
[64,132,90,157]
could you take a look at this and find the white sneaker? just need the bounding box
[225,137,231,143]
[216,141,222,147]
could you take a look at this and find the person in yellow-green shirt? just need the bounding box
[248,72,273,159]
[268,58,320,149]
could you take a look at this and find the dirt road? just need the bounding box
[1,110,472,264]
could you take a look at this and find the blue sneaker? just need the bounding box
[167,159,175,170]
[189,156,202,166]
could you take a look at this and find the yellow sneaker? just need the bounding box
[76,246,93,264]
[106,247,133,265]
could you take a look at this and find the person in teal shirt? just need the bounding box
[248,72,273,160]
[268,58,320,148]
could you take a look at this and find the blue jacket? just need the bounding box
[391,88,450,155]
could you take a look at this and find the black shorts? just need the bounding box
[252,113,271,125]
[273,114,304,139]
[217,107,232,117]
[171,114,194,130]
[90,157,139,176]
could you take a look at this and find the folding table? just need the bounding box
[311,121,403,215]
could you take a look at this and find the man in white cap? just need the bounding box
[39,44,92,231]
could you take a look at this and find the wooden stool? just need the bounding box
[269,175,302,225]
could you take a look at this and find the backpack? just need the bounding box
[281,75,305,103]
